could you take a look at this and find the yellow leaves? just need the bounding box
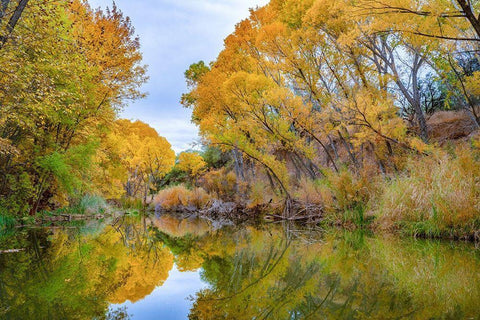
[68,0,147,104]
[409,137,430,154]
[113,120,175,175]
[337,27,362,48]
[464,71,480,96]
[184,0,475,195]
[94,119,175,199]
[279,0,315,27]
[177,152,207,177]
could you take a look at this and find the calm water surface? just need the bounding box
[1,214,480,319]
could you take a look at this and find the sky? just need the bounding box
[87,0,269,154]
[110,265,208,319]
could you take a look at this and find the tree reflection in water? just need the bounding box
[0,215,480,319]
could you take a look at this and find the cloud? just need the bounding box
[87,0,269,152]
[148,118,200,155]
[121,104,200,154]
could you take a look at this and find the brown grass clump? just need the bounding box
[294,179,325,206]
[248,181,274,208]
[200,168,237,200]
[153,185,210,211]
[375,145,480,239]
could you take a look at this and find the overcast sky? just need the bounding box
[87,0,269,153]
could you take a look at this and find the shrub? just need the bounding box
[77,194,109,215]
[153,185,211,210]
[315,169,379,227]
[0,208,16,230]
[288,169,380,226]
[200,168,237,200]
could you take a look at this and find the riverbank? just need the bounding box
[154,146,480,242]
[4,143,480,243]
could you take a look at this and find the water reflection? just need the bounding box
[0,215,480,319]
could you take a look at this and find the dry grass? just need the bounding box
[294,178,325,206]
[153,185,210,210]
[200,168,237,200]
[375,146,480,238]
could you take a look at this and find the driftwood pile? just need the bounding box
[155,198,323,224]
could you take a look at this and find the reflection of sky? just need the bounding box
[87,0,269,153]
[110,265,208,319]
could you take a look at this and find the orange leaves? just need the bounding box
[68,0,147,106]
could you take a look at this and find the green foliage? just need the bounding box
[0,208,16,231]
[77,194,109,215]
[184,61,210,87]
[39,194,110,217]
[0,172,35,215]
[157,166,190,189]
[38,152,80,195]
[201,145,231,169]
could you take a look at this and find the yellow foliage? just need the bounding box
[94,119,175,199]
[465,71,480,96]
[321,170,378,213]
[177,152,207,178]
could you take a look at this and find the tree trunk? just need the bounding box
[412,54,429,141]
[0,0,29,50]
[456,0,480,39]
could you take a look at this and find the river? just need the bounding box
[0,214,479,319]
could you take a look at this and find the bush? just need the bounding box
[77,194,109,215]
[41,194,111,216]
[153,185,210,210]
[0,208,16,230]
[200,168,237,200]
[309,169,379,226]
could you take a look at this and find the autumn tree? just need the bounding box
[182,0,442,215]
[96,119,176,203]
[0,0,147,213]
[177,151,207,185]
